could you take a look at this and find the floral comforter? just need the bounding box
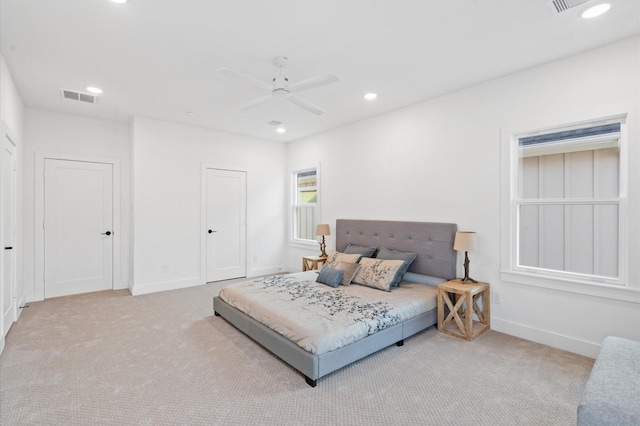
[218,271,438,355]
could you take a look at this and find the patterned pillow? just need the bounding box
[334,261,361,286]
[324,251,363,269]
[316,267,344,288]
[352,258,405,292]
[375,247,418,287]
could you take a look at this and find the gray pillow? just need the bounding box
[334,261,361,286]
[343,244,377,258]
[375,247,418,287]
[316,267,345,288]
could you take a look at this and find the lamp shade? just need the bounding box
[316,224,330,236]
[453,231,476,252]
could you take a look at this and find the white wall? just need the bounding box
[1,55,24,143]
[23,108,131,300]
[287,36,640,358]
[130,117,287,295]
[0,53,25,352]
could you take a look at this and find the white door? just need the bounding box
[44,159,113,298]
[206,169,247,282]
[1,135,17,336]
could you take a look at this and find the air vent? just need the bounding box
[60,89,98,104]
[267,120,282,126]
[546,0,589,14]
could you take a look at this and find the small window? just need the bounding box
[513,120,624,283]
[292,168,318,242]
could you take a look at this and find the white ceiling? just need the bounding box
[1,0,638,142]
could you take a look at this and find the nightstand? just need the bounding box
[437,279,490,341]
[302,255,327,272]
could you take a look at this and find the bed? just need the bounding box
[213,219,457,386]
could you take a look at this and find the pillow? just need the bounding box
[375,247,418,287]
[316,267,344,288]
[401,272,446,286]
[334,261,361,286]
[352,258,405,292]
[343,244,377,258]
[324,250,363,269]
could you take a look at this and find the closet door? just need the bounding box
[43,159,113,297]
[206,168,246,282]
[1,134,17,337]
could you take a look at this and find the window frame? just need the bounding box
[500,113,638,303]
[290,165,320,246]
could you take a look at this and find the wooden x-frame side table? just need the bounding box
[437,279,490,341]
[302,255,328,272]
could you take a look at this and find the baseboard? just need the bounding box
[491,317,601,359]
[130,276,204,296]
[284,264,304,273]
[247,266,287,277]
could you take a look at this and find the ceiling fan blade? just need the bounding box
[219,68,273,91]
[288,74,339,93]
[237,94,273,111]
[287,95,326,115]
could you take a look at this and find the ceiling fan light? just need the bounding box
[581,3,611,19]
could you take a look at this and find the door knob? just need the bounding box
[4,247,12,250]
[208,229,217,234]
[101,231,112,236]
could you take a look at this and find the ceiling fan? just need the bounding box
[220,57,339,116]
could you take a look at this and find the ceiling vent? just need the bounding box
[60,89,98,104]
[267,120,282,126]
[546,0,589,14]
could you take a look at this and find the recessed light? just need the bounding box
[364,93,377,101]
[581,3,611,19]
[276,127,286,134]
[110,0,127,4]
[86,86,103,94]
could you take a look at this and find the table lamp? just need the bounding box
[316,224,330,257]
[454,231,477,283]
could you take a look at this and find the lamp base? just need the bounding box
[319,236,327,258]
[461,251,477,284]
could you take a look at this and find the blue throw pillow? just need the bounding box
[316,267,345,288]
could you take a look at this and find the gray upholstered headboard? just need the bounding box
[335,219,457,280]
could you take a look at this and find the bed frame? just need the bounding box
[213,219,457,386]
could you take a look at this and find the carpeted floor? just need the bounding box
[0,280,594,425]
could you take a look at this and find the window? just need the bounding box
[292,168,318,242]
[508,118,626,286]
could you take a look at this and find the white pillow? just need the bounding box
[352,258,405,292]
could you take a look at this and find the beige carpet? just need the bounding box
[0,281,594,425]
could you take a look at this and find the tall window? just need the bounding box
[513,120,624,284]
[292,168,318,242]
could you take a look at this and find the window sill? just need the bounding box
[289,239,320,250]
[500,270,640,303]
